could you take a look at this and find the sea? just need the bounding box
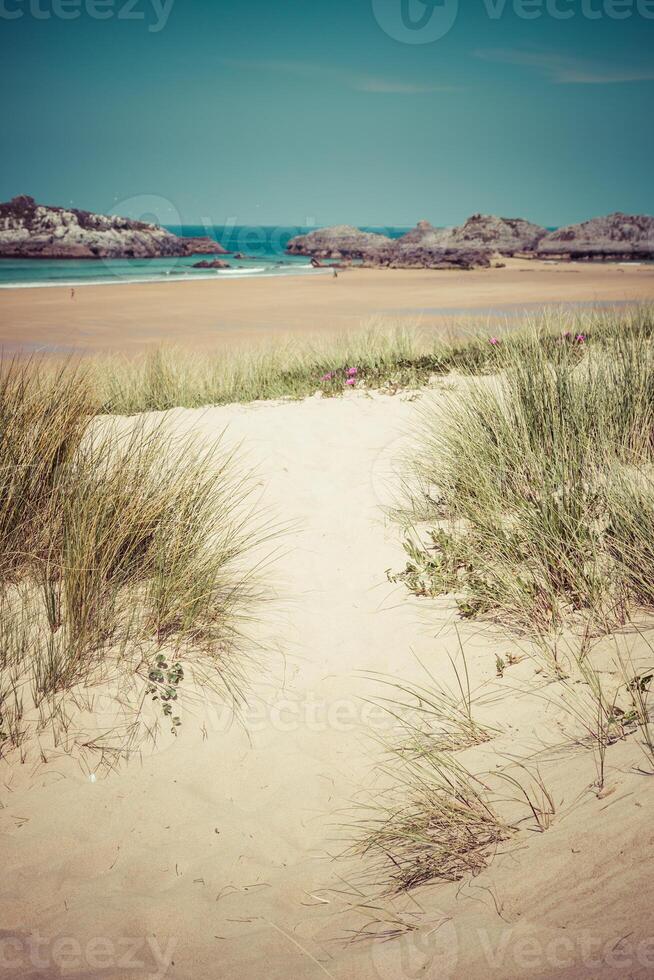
[0,226,411,289]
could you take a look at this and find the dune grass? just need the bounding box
[355,750,511,893]
[0,360,95,580]
[361,305,654,900]
[85,306,653,414]
[350,656,510,896]
[392,306,654,635]
[0,360,269,760]
[93,325,428,413]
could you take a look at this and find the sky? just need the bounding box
[1,0,653,228]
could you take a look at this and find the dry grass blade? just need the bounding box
[353,751,511,894]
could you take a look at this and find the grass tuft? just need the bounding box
[0,361,271,762]
[394,307,654,633]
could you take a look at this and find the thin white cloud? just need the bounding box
[473,47,654,84]
[219,58,453,94]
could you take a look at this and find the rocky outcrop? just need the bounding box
[393,215,545,256]
[192,259,232,269]
[176,236,227,256]
[286,223,490,269]
[363,244,491,270]
[395,219,450,247]
[537,212,654,260]
[286,225,393,260]
[0,196,227,259]
[443,213,547,255]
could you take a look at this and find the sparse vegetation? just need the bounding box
[363,305,654,900]
[355,749,512,893]
[352,660,509,893]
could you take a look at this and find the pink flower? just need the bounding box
[488,337,500,346]
[575,334,586,344]
[347,366,358,376]
[321,372,333,381]
[346,378,356,386]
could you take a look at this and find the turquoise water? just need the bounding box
[0,226,410,288]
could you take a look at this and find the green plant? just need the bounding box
[386,529,468,598]
[146,653,184,733]
[560,660,638,793]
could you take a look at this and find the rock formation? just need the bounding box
[537,212,654,260]
[394,219,450,247]
[377,246,490,270]
[192,259,232,269]
[442,213,547,255]
[286,225,393,261]
[286,223,490,269]
[0,196,227,259]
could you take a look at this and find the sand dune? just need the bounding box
[2,390,653,979]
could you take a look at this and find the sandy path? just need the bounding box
[0,393,431,979]
[0,262,653,352]
[2,393,654,980]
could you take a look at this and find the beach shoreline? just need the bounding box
[0,259,652,354]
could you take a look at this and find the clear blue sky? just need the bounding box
[1,0,652,227]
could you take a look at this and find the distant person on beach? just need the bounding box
[332,268,338,279]
[70,288,75,300]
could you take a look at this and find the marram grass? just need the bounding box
[89,305,654,414]
[394,305,654,634]
[0,360,273,761]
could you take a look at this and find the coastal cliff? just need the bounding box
[0,196,226,259]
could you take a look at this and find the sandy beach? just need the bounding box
[6,0,654,973]
[1,260,653,353]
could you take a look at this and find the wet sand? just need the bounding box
[0,260,652,353]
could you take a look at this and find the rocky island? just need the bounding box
[286,225,394,261]
[440,213,547,254]
[287,211,654,268]
[286,222,492,269]
[286,213,550,269]
[192,259,232,269]
[0,196,227,259]
[537,212,654,260]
